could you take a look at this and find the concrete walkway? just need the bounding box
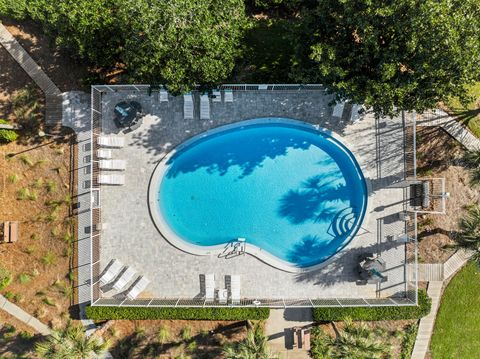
[265,308,313,358]
[417,109,480,151]
[0,22,62,126]
[410,250,472,359]
[0,295,51,335]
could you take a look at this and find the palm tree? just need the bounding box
[35,321,109,359]
[456,204,480,263]
[464,150,480,186]
[223,323,279,359]
[331,318,391,359]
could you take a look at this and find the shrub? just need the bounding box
[0,120,18,143]
[41,251,57,266]
[7,174,19,183]
[45,180,57,193]
[180,326,192,341]
[42,297,55,306]
[157,325,170,344]
[18,273,32,284]
[312,290,431,321]
[0,266,12,291]
[86,306,270,321]
[19,155,33,166]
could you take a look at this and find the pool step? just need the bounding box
[331,208,358,238]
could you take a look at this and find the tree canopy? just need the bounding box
[295,0,480,117]
[119,0,246,93]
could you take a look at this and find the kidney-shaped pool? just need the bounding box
[149,118,367,272]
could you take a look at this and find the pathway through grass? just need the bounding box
[430,262,480,358]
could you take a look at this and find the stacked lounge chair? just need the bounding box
[332,101,345,118]
[159,89,169,102]
[184,93,194,120]
[99,259,123,286]
[113,267,136,291]
[97,149,112,159]
[98,174,125,185]
[205,273,215,301]
[126,276,150,300]
[212,90,221,102]
[97,136,125,148]
[200,94,210,120]
[99,159,126,171]
[224,89,233,103]
[230,275,241,304]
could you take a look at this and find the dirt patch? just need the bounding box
[0,310,40,357]
[102,319,249,358]
[415,127,480,263]
[0,16,90,92]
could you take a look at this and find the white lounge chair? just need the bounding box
[99,259,123,286]
[159,89,169,102]
[230,275,241,304]
[350,104,364,122]
[224,89,233,103]
[212,90,221,102]
[113,267,136,291]
[97,149,112,159]
[205,273,215,301]
[332,102,345,118]
[99,159,126,171]
[200,94,210,120]
[184,93,194,120]
[98,174,125,185]
[97,136,125,148]
[126,276,150,300]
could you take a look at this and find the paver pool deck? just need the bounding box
[95,88,411,301]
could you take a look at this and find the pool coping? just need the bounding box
[147,117,368,273]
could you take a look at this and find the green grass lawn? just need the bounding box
[430,262,480,358]
[446,82,480,138]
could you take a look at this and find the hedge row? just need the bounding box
[85,306,270,321]
[313,289,431,321]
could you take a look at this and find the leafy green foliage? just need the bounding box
[455,204,480,264]
[223,323,279,359]
[0,120,18,143]
[85,306,269,320]
[295,0,480,117]
[17,273,32,284]
[399,324,418,359]
[120,0,247,93]
[35,321,109,358]
[0,266,12,291]
[311,320,392,359]
[157,325,170,344]
[312,290,431,321]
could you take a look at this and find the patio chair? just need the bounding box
[183,93,194,120]
[97,136,125,148]
[113,267,136,291]
[224,89,233,103]
[332,101,345,118]
[230,275,241,304]
[8,221,18,243]
[98,174,125,185]
[212,90,221,102]
[218,288,228,304]
[205,273,215,301]
[126,276,150,300]
[2,222,10,243]
[97,149,112,159]
[302,329,311,350]
[200,94,210,120]
[99,159,126,171]
[99,259,123,286]
[350,104,364,122]
[159,89,169,102]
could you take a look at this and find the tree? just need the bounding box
[119,0,247,94]
[223,323,279,359]
[294,0,480,117]
[24,0,122,68]
[456,204,480,264]
[464,150,480,186]
[35,321,109,359]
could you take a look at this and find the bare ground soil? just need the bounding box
[415,127,480,263]
[101,319,249,359]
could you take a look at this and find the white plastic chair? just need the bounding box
[99,159,126,171]
[113,267,136,291]
[97,136,125,148]
[212,90,221,102]
[99,259,123,286]
[230,275,241,304]
[98,174,125,185]
[205,273,215,301]
[126,276,150,300]
[224,89,233,103]
[97,149,112,159]
[159,89,169,102]
[183,93,194,120]
[200,94,210,120]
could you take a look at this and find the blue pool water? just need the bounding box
[157,119,367,268]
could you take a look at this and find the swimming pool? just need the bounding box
[149,118,367,271]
